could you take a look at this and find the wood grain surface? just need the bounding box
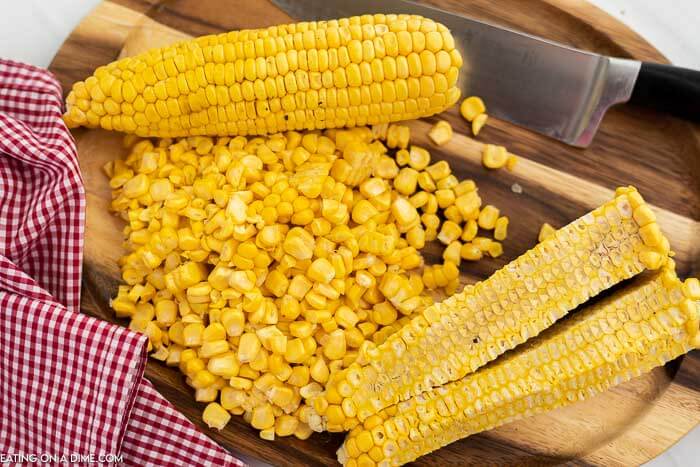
[49,1,700,465]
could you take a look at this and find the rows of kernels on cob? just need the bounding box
[64,14,462,138]
[337,265,700,466]
[107,123,512,438]
[307,187,671,432]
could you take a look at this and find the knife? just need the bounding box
[271,0,700,147]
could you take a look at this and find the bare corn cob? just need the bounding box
[63,14,462,137]
[337,266,700,466]
[309,187,671,432]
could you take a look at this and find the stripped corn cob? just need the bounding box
[308,187,670,432]
[63,15,462,137]
[337,266,700,466]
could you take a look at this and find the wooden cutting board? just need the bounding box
[49,1,700,465]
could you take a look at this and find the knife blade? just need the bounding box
[268,0,661,147]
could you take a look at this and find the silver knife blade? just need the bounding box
[270,0,640,147]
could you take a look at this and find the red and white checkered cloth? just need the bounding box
[0,59,245,466]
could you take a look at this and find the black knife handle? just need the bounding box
[629,62,700,121]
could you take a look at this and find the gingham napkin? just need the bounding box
[0,59,245,466]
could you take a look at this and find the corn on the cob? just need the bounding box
[337,266,700,466]
[308,187,670,432]
[63,15,462,137]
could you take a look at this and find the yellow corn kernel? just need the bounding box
[275,415,299,437]
[455,191,481,219]
[352,199,380,224]
[285,338,307,364]
[208,352,240,378]
[435,189,455,209]
[408,146,431,170]
[374,156,399,179]
[269,385,295,410]
[286,275,312,300]
[443,206,462,224]
[482,144,508,169]
[437,220,462,245]
[357,322,377,338]
[436,175,458,191]
[386,124,410,149]
[283,227,315,260]
[428,120,452,146]
[425,160,450,181]
[443,241,462,265]
[155,299,177,325]
[123,174,150,198]
[221,308,245,337]
[294,422,313,440]
[229,376,253,390]
[472,236,492,252]
[460,96,486,121]
[460,242,483,261]
[191,369,216,389]
[409,191,429,209]
[202,402,230,430]
[251,403,275,430]
[454,179,477,196]
[308,258,336,283]
[334,306,359,329]
[487,241,504,258]
[478,205,500,230]
[421,213,440,231]
[372,301,398,326]
[391,198,419,231]
[200,340,230,358]
[395,149,410,166]
[220,387,245,411]
[423,193,438,214]
[323,329,347,360]
[417,172,436,192]
[539,222,556,242]
[288,321,314,339]
[182,355,204,376]
[287,365,310,387]
[229,270,256,292]
[359,178,388,199]
[394,168,419,196]
[406,226,426,249]
[472,113,488,136]
[265,269,289,297]
[183,322,204,346]
[494,216,509,241]
[202,322,226,342]
[238,332,262,363]
[310,357,330,384]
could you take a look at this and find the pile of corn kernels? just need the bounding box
[107,122,509,439]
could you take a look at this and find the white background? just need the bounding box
[0,1,697,466]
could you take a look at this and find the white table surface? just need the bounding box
[1,1,697,466]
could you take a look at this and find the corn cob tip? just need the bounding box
[613,186,669,270]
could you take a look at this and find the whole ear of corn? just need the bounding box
[63,14,463,137]
[337,266,700,466]
[308,187,671,432]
